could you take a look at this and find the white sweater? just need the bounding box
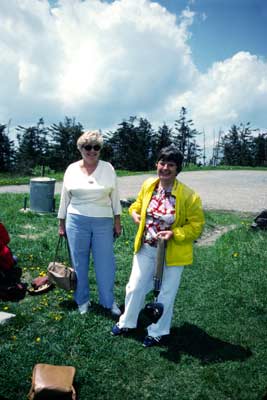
[57,160,122,219]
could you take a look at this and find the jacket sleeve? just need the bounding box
[128,183,145,216]
[0,223,10,245]
[172,192,205,242]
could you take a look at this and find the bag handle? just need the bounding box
[54,236,72,265]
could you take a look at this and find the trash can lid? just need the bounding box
[30,177,56,182]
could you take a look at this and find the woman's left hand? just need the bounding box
[157,230,173,241]
[114,222,123,238]
[113,215,122,238]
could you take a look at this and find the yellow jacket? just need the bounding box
[129,177,205,266]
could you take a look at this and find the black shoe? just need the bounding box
[111,323,129,336]
[143,335,162,348]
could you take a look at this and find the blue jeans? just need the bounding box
[66,213,116,307]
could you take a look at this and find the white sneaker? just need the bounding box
[111,302,121,316]
[78,301,91,315]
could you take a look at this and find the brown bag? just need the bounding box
[47,237,77,291]
[28,363,76,400]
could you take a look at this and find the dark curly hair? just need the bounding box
[157,145,184,174]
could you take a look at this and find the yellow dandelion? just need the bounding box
[3,306,9,311]
[11,335,17,341]
[35,337,41,343]
[233,252,239,258]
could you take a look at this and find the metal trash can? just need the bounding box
[30,177,56,213]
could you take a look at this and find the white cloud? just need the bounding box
[0,0,197,130]
[166,51,267,143]
[0,0,266,153]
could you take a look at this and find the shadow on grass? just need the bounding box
[122,313,252,365]
[161,322,252,364]
[59,299,77,311]
[58,300,121,321]
[58,302,252,365]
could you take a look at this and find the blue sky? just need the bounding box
[103,0,267,71]
[1,0,267,157]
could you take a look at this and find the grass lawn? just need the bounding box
[0,194,267,399]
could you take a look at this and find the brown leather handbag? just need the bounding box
[28,363,76,400]
[47,237,77,291]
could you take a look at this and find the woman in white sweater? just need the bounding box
[58,130,122,315]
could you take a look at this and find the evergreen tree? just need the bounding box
[187,140,201,165]
[252,132,267,166]
[135,117,154,170]
[106,116,154,171]
[174,107,200,165]
[151,122,173,166]
[48,117,83,171]
[15,118,49,174]
[0,124,15,172]
[100,132,114,162]
[221,125,241,165]
[221,123,254,166]
[239,123,253,166]
[107,117,137,170]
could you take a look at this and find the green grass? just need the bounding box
[1,194,267,399]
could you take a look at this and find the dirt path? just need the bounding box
[177,170,267,213]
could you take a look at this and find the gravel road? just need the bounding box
[1,170,266,213]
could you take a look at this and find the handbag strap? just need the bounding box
[54,236,72,265]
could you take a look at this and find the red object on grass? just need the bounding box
[0,223,16,271]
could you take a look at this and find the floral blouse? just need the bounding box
[143,185,176,246]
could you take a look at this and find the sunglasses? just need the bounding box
[83,144,101,151]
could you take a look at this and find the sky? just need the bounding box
[1,0,267,157]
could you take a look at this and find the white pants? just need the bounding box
[118,244,184,337]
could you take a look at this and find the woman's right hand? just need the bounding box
[58,219,66,236]
[58,227,66,236]
[131,211,141,225]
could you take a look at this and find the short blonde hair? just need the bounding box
[77,130,103,151]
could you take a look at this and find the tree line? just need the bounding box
[0,108,266,174]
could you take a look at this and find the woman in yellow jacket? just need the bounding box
[111,145,205,347]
